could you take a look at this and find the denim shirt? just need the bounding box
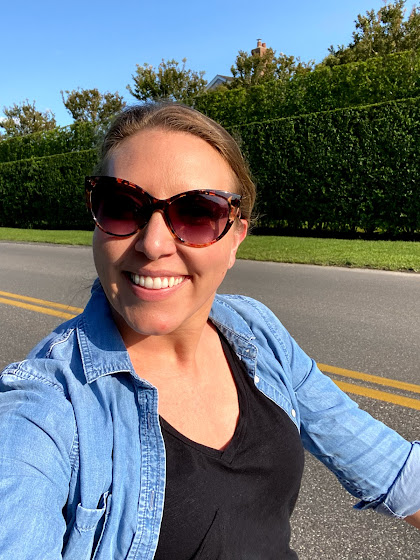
[0,282,419,560]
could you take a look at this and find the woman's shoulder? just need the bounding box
[27,315,80,358]
[212,294,288,335]
[213,293,275,314]
[211,294,298,362]
[1,315,82,396]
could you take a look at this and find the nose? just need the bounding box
[134,210,177,260]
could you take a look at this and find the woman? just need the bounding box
[0,103,419,559]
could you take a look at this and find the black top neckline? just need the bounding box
[159,335,249,463]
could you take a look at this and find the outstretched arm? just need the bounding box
[405,510,420,530]
[0,366,74,558]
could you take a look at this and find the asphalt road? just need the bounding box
[1,241,419,558]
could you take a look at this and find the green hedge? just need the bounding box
[3,51,418,167]
[234,96,420,235]
[1,96,419,236]
[0,122,100,164]
[0,149,98,229]
[195,50,420,127]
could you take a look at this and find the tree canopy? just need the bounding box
[61,88,126,124]
[0,100,56,137]
[228,48,313,89]
[127,58,207,104]
[323,0,420,66]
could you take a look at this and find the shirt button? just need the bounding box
[291,409,296,418]
[254,375,260,383]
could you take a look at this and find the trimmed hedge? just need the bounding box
[0,96,419,236]
[0,122,99,164]
[234,96,420,235]
[2,51,418,167]
[0,149,98,229]
[195,50,420,127]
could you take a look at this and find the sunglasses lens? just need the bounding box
[91,180,149,236]
[88,177,238,246]
[168,193,230,245]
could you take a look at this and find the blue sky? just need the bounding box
[2,0,386,127]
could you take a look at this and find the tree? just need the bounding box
[127,58,207,104]
[228,48,313,89]
[229,47,278,87]
[61,88,126,124]
[0,100,56,137]
[323,0,420,67]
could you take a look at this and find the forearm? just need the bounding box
[405,510,420,530]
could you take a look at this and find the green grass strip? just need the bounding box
[237,236,420,272]
[0,227,93,245]
[1,228,420,272]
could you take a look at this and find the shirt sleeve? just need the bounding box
[0,362,76,559]
[231,296,420,519]
[290,352,420,518]
[357,441,420,518]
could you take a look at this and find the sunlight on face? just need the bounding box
[93,128,247,342]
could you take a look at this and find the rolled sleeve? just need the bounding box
[356,441,420,518]
[295,358,415,508]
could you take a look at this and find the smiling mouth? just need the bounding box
[129,273,186,290]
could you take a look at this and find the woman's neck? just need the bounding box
[122,318,220,384]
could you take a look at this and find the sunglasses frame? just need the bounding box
[85,176,242,248]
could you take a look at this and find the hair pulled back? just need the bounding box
[97,103,256,223]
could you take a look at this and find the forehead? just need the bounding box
[106,128,238,196]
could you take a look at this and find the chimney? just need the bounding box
[251,39,268,57]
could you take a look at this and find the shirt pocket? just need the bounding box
[63,492,111,560]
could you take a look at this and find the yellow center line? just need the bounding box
[334,380,420,411]
[0,296,78,320]
[318,362,420,395]
[0,290,83,314]
[1,290,420,410]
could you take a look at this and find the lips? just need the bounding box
[129,273,185,290]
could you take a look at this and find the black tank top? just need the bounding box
[155,334,304,560]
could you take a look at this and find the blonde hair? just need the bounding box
[97,103,256,223]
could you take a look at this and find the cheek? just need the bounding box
[92,231,107,271]
[200,240,238,280]
[92,230,117,284]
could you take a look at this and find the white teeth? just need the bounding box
[130,274,184,290]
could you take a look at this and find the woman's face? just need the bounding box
[92,128,248,341]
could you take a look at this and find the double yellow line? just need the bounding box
[1,289,420,411]
[0,290,83,320]
[318,363,420,411]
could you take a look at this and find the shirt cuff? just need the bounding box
[354,441,420,518]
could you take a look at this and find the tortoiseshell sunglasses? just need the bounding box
[85,176,242,248]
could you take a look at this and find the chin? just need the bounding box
[113,307,181,339]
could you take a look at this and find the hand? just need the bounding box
[405,510,420,530]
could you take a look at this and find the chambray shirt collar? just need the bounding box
[77,280,133,383]
[210,296,258,362]
[76,280,258,384]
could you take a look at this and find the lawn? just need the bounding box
[237,235,420,272]
[1,228,420,272]
[0,228,93,246]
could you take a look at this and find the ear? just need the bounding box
[228,219,248,269]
